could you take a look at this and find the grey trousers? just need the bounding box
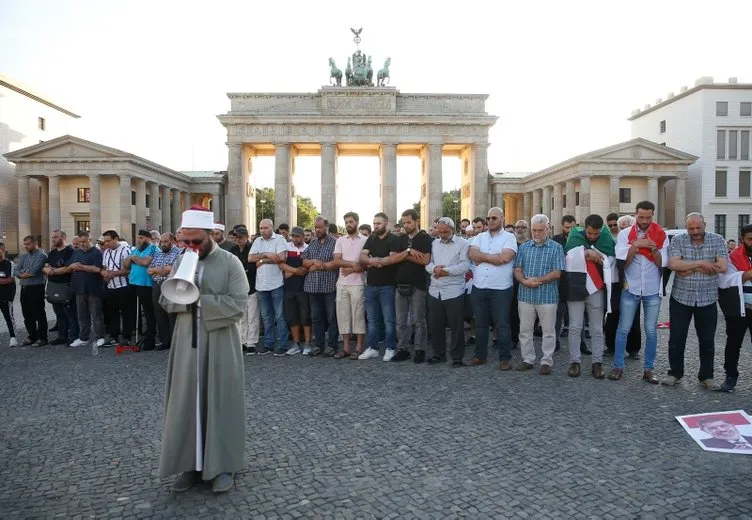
[567,289,606,363]
[395,288,427,351]
[76,293,104,342]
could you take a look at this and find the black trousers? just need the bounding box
[668,298,717,381]
[0,299,17,337]
[125,284,156,348]
[105,286,129,340]
[428,293,465,362]
[724,313,752,379]
[152,283,176,347]
[20,285,47,342]
[510,280,520,343]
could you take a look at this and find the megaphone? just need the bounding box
[161,249,200,305]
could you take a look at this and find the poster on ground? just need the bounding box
[676,410,752,454]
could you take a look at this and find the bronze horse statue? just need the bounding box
[377,57,391,87]
[329,58,342,86]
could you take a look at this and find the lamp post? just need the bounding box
[453,199,459,230]
[260,199,266,222]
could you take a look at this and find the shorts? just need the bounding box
[285,292,311,326]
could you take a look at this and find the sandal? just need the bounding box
[350,350,362,360]
[334,351,348,359]
[322,347,336,357]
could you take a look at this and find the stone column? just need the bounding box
[647,177,659,216]
[608,176,621,216]
[119,175,132,241]
[473,144,490,218]
[503,194,515,224]
[565,180,576,218]
[493,184,504,209]
[149,181,160,231]
[423,144,443,225]
[134,177,147,232]
[274,144,292,227]
[532,189,541,216]
[226,144,244,229]
[579,176,591,218]
[379,143,397,222]
[182,192,191,214]
[516,196,523,224]
[542,186,552,220]
[48,175,61,234]
[552,183,563,233]
[321,143,338,222]
[170,188,181,231]
[17,176,31,251]
[40,179,48,250]
[161,185,171,233]
[674,177,686,226]
[523,192,532,223]
[89,175,101,240]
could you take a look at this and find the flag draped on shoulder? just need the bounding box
[564,227,615,314]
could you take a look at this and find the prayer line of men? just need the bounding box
[2,202,750,393]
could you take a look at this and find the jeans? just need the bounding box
[75,293,104,342]
[471,287,513,361]
[604,283,641,354]
[366,285,396,349]
[667,297,717,381]
[258,286,288,350]
[20,285,47,342]
[614,292,660,370]
[396,288,427,351]
[724,313,752,379]
[52,299,78,342]
[0,300,17,337]
[309,292,338,351]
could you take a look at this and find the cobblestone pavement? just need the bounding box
[1,296,752,519]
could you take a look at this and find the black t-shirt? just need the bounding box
[47,246,74,284]
[0,258,15,301]
[391,230,432,291]
[363,232,398,286]
[236,242,256,295]
[219,240,241,255]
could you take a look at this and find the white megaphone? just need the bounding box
[161,249,200,305]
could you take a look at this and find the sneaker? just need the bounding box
[358,347,380,360]
[69,338,86,347]
[302,345,313,356]
[413,349,426,364]
[274,349,287,357]
[466,336,476,345]
[311,346,322,356]
[720,376,738,393]
[699,379,719,391]
[286,345,301,356]
[245,344,257,356]
[95,338,105,348]
[661,375,681,386]
[391,349,411,362]
[382,348,396,362]
[257,346,271,356]
[241,343,250,354]
[104,339,118,347]
[9,337,18,347]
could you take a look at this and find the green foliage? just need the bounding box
[411,189,461,223]
[254,187,320,229]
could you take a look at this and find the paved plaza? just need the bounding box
[1,297,751,519]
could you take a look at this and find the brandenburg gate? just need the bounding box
[217,30,497,230]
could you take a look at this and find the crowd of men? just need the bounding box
[1,201,751,392]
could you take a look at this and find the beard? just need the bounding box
[346,224,357,234]
[197,240,212,259]
[161,245,171,253]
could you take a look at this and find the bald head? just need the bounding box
[259,219,274,239]
[685,212,706,241]
[487,207,503,231]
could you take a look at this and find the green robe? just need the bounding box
[158,245,249,480]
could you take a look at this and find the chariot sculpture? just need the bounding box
[327,28,391,88]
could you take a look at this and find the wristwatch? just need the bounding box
[259,259,264,265]
[407,247,412,255]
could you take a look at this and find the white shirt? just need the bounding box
[470,230,518,290]
[250,233,287,291]
[615,227,668,297]
[102,243,131,289]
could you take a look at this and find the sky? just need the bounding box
[1,0,751,224]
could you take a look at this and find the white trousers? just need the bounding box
[241,292,260,346]
[518,302,558,366]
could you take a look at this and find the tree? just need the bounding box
[254,187,320,229]
[411,189,461,225]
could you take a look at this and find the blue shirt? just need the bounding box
[128,244,158,287]
[514,239,565,305]
[68,247,104,296]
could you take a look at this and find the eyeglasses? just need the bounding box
[184,239,205,246]
[515,225,527,230]
[487,216,500,220]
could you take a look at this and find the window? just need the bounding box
[716,101,728,116]
[742,131,750,160]
[717,130,726,159]
[76,221,90,234]
[729,130,738,159]
[38,117,45,131]
[145,194,151,209]
[551,197,554,210]
[619,188,632,203]
[741,102,752,117]
[131,191,136,206]
[76,188,90,203]
[740,171,751,197]
[158,197,162,210]
[562,194,567,208]
[659,120,666,133]
[740,215,750,231]
[715,214,727,237]
[575,192,580,206]
[715,170,727,197]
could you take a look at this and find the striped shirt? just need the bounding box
[102,243,131,289]
[514,239,565,305]
[150,245,182,284]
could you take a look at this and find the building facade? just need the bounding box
[488,139,696,233]
[630,76,752,240]
[0,74,80,252]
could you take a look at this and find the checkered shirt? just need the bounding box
[668,232,728,307]
[514,239,565,305]
[150,245,182,284]
[302,235,338,294]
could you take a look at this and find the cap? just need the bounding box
[137,229,151,238]
[181,206,215,230]
[214,223,225,231]
[465,224,473,233]
[291,226,304,236]
[437,216,455,229]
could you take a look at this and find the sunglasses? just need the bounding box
[487,216,500,220]
[183,239,205,246]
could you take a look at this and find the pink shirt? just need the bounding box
[334,233,367,286]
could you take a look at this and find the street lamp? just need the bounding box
[453,199,459,229]
[260,199,266,222]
